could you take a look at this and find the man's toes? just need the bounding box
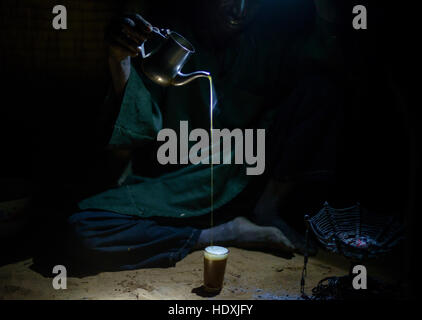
[272,228,295,251]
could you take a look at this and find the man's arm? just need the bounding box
[106,13,153,96]
[108,56,132,98]
[95,13,154,147]
[95,13,155,186]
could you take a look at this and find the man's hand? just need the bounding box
[106,13,153,62]
[105,13,153,96]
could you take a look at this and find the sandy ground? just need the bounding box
[0,247,399,300]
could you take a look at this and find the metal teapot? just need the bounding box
[139,28,210,87]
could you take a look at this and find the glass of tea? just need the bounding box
[203,246,229,292]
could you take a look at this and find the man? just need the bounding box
[67,0,347,271]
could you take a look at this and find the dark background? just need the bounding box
[0,0,418,297]
[0,0,414,206]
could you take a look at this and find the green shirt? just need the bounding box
[78,8,341,218]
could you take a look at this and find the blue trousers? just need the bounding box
[67,211,201,271]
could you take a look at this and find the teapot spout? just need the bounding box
[173,71,210,86]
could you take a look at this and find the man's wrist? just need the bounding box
[108,55,130,67]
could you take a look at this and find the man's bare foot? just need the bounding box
[195,217,295,253]
[252,179,318,256]
[231,217,295,252]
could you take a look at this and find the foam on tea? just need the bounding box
[204,246,229,260]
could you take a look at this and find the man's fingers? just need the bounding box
[110,36,140,57]
[105,13,153,60]
[108,24,141,50]
[122,24,147,45]
[128,13,153,36]
[109,43,138,58]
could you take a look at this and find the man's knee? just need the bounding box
[67,211,102,252]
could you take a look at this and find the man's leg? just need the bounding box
[68,209,295,272]
[67,210,201,270]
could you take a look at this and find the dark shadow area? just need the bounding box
[192,285,221,298]
[0,236,32,268]
[0,0,418,299]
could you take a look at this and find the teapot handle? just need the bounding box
[139,27,170,59]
